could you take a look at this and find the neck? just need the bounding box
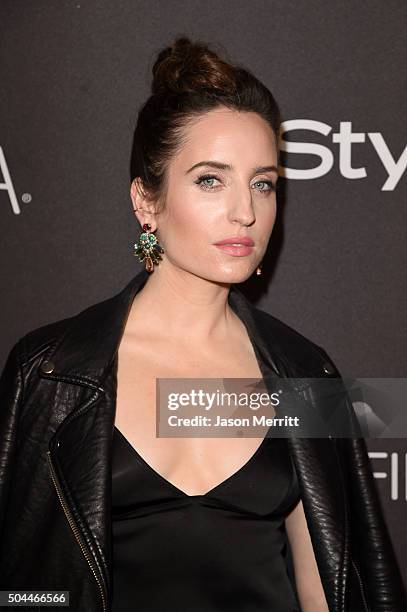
[126,264,237,342]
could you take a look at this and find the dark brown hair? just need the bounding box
[130,36,281,210]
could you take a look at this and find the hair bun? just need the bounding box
[151,36,236,95]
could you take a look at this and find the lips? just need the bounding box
[214,236,255,246]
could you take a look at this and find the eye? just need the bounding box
[194,174,276,194]
[252,180,276,193]
[194,174,222,191]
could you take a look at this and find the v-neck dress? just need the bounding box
[111,425,302,611]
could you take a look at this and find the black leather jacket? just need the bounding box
[0,268,405,611]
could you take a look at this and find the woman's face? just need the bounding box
[137,107,278,284]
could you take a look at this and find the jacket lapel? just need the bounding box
[40,268,349,611]
[228,288,349,610]
[41,269,152,606]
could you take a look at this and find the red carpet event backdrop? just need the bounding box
[1,0,406,589]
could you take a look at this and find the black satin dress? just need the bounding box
[111,425,302,611]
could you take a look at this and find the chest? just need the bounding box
[113,332,267,496]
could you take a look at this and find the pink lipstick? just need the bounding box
[213,236,255,256]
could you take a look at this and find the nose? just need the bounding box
[229,186,256,227]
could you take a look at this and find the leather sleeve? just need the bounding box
[320,349,407,610]
[0,338,25,542]
[338,430,407,610]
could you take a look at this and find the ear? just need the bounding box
[130,178,158,230]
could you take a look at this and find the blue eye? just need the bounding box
[195,174,220,190]
[253,180,275,192]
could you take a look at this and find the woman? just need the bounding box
[0,37,405,612]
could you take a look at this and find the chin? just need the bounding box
[203,266,255,285]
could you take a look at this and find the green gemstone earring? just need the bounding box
[133,223,164,273]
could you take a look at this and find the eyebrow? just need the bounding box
[185,160,279,175]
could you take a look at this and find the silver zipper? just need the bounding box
[46,450,108,612]
[351,559,369,612]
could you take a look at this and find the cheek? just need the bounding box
[260,199,277,231]
[160,194,215,253]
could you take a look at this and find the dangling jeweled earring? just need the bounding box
[133,222,164,273]
[256,262,263,276]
